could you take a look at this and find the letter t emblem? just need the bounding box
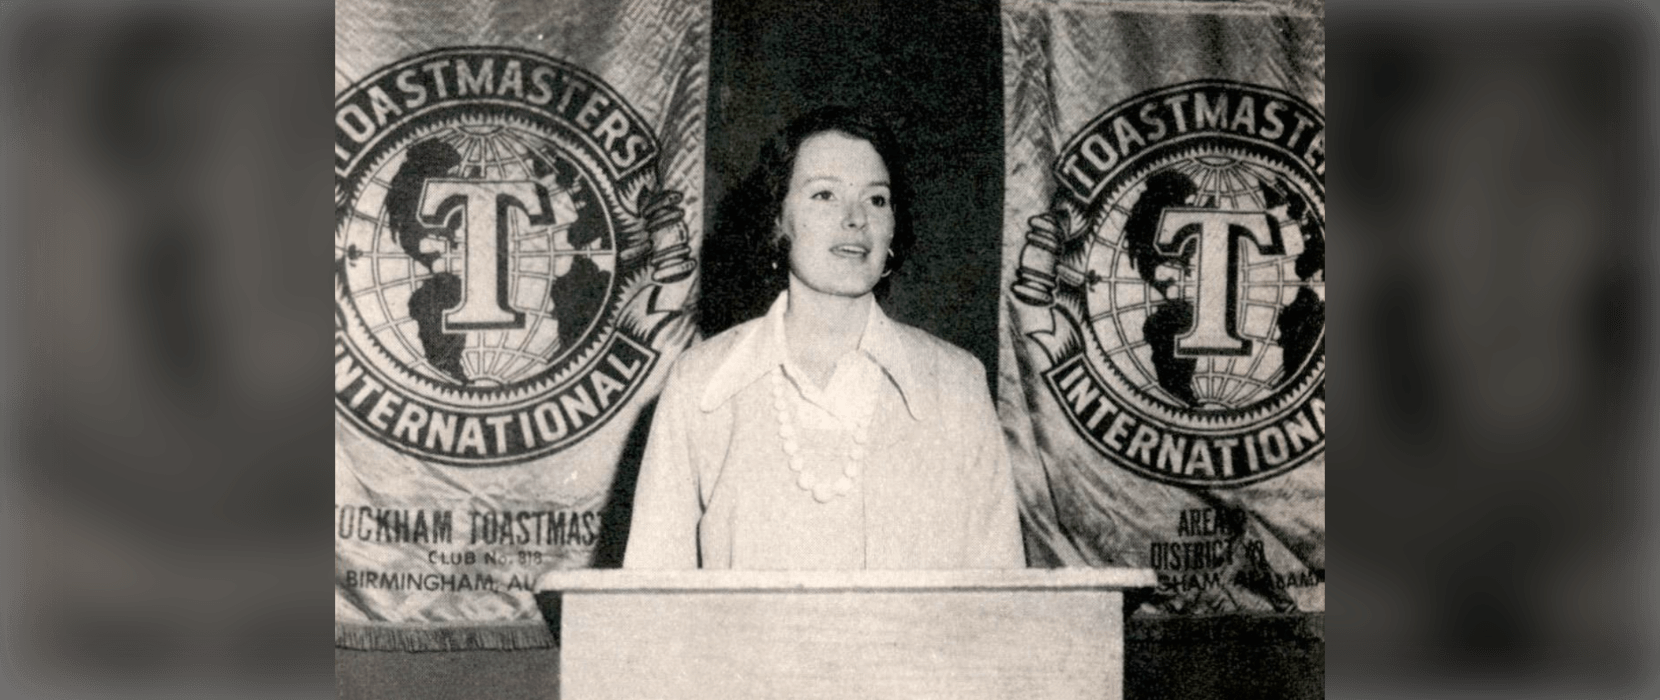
[1154,208,1287,356]
[418,179,552,333]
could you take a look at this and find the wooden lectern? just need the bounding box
[534,568,1156,700]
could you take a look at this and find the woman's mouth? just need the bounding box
[831,244,870,258]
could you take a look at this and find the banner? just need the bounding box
[1000,0,1324,614]
[334,0,706,650]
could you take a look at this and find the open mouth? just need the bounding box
[831,244,870,258]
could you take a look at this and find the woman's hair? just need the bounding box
[700,106,916,335]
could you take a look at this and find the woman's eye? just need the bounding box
[870,195,889,208]
[810,190,834,201]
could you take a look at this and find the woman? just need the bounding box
[623,106,1023,570]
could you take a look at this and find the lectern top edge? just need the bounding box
[534,567,1158,594]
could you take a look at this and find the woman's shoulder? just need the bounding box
[884,318,987,383]
[664,316,765,385]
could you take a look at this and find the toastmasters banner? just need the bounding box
[335,0,706,650]
[1001,0,1324,614]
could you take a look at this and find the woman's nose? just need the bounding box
[843,202,866,229]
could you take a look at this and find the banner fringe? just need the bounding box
[335,621,556,652]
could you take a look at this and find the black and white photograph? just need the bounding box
[1,0,1658,698]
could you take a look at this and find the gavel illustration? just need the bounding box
[620,186,697,285]
[1010,209,1087,307]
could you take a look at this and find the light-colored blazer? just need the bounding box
[622,293,1025,570]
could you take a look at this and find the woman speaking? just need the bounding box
[623,107,1023,570]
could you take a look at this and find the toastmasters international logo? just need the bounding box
[334,47,695,466]
[1012,80,1325,487]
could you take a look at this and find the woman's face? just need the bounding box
[779,131,895,299]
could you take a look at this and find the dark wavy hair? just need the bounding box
[700,106,915,336]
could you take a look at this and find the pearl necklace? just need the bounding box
[770,371,871,503]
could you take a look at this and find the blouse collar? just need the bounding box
[698,291,930,420]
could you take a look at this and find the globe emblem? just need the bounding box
[339,119,617,389]
[1082,149,1325,417]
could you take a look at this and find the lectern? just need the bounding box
[534,568,1156,700]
